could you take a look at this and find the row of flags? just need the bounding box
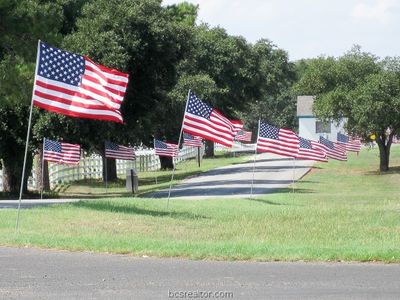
[32,41,361,168]
[256,121,361,162]
[42,138,199,165]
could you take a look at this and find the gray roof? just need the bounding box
[297,95,315,117]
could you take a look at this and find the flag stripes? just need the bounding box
[235,130,252,142]
[43,138,80,165]
[183,133,203,147]
[154,139,179,158]
[182,91,234,147]
[33,41,129,123]
[256,121,299,158]
[312,136,347,161]
[297,137,327,162]
[105,142,135,160]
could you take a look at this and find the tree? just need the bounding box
[0,0,70,193]
[295,46,400,171]
[238,40,297,133]
[62,0,190,172]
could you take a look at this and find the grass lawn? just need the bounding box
[0,146,399,262]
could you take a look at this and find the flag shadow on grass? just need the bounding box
[70,200,209,220]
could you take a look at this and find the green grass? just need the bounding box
[53,151,251,197]
[0,147,399,262]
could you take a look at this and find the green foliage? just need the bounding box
[166,1,198,26]
[0,0,86,192]
[295,46,400,170]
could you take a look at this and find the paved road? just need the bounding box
[150,153,314,199]
[0,247,399,299]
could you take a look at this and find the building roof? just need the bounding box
[297,95,315,117]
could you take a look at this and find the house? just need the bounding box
[297,95,345,141]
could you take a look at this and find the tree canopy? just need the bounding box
[295,46,400,171]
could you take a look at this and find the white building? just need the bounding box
[297,95,345,141]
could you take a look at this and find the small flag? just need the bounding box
[297,136,327,162]
[256,121,299,158]
[235,130,252,142]
[182,91,234,147]
[154,139,179,157]
[337,132,362,152]
[43,138,80,165]
[230,119,244,136]
[33,41,129,123]
[183,133,203,147]
[312,136,347,161]
[105,141,135,160]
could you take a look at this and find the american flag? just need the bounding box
[235,130,252,142]
[183,133,203,147]
[154,139,179,157]
[230,120,244,135]
[256,121,299,158]
[337,132,362,152]
[297,137,327,162]
[311,136,347,161]
[105,141,135,160]
[33,41,129,123]
[43,138,80,165]
[182,91,234,147]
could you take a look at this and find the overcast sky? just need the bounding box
[162,0,400,61]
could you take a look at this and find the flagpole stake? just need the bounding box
[40,138,45,200]
[105,155,108,194]
[167,90,191,207]
[15,40,41,231]
[250,119,261,198]
[292,158,296,194]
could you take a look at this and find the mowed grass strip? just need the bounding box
[0,146,399,262]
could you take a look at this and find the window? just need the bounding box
[316,120,331,133]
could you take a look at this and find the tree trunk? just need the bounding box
[102,156,117,182]
[2,163,20,193]
[376,133,393,172]
[159,156,174,170]
[1,155,33,194]
[204,140,214,158]
[35,147,50,192]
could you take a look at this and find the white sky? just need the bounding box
[162,0,400,61]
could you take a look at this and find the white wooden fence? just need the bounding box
[0,145,204,191]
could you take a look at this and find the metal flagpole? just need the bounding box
[40,138,45,200]
[153,138,158,184]
[167,89,191,208]
[292,157,296,194]
[15,40,41,231]
[197,146,201,168]
[250,119,261,198]
[104,143,108,193]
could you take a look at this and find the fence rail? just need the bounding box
[0,145,204,191]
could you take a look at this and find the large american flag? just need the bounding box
[256,121,299,158]
[311,136,347,161]
[154,139,179,157]
[33,41,129,123]
[337,132,362,152]
[297,136,327,162]
[235,130,252,142]
[43,138,81,165]
[183,133,203,147]
[182,91,234,147]
[105,141,135,160]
